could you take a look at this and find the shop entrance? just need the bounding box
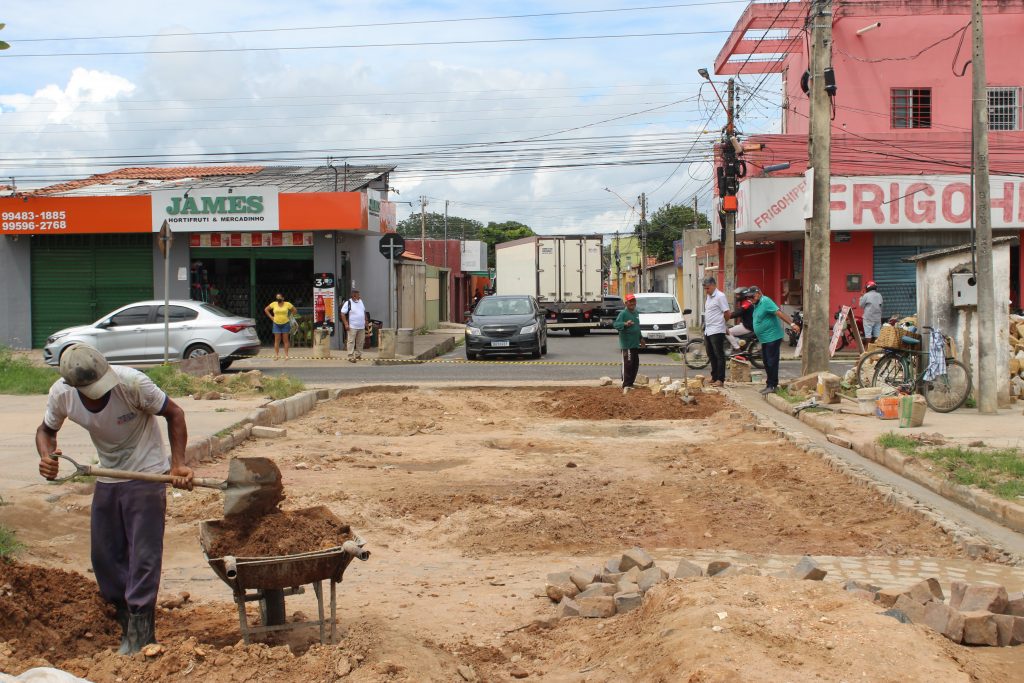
[190,246,313,345]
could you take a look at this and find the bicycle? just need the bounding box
[870,326,972,413]
[682,334,762,370]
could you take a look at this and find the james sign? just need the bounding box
[151,187,280,232]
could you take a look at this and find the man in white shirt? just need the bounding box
[702,276,731,387]
[35,343,193,655]
[340,289,369,362]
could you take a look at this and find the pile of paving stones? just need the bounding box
[544,548,827,619]
[866,578,1024,646]
[598,375,718,400]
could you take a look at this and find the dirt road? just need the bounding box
[1,386,1021,681]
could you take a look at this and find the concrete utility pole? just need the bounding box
[801,0,833,376]
[971,0,997,413]
[443,200,449,269]
[419,196,428,258]
[638,192,648,293]
[723,78,737,300]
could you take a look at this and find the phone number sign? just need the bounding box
[0,196,152,235]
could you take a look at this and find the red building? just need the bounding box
[710,0,1024,316]
[403,239,489,323]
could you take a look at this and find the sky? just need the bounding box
[0,1,782,236]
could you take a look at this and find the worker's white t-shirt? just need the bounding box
[341,299,367,329]
[44,366,170,483]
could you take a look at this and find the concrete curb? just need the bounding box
[373,335,458,365]
[183,388,340,466]
[755,392,1022,564]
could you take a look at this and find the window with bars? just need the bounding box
[988,87,1020,131]
[891,88,932,129]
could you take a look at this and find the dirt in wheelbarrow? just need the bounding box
[205,506,353,558]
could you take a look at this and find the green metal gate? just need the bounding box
[31,234,154,347]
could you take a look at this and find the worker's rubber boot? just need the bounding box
[125,608,157,655]
[114,601,131,655]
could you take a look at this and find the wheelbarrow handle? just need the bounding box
[79,464,225,489]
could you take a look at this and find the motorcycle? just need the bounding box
[728,332,763,369]
[787,310,803,347]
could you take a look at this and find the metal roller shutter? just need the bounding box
[871,245,938,319]
[31,234,153,347]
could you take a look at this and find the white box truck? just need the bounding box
[495,235,603,336]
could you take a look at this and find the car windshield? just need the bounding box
[635,297,679,314]
[476,298,531,316]
[200,303,238,318]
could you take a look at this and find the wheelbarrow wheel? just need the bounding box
[260,589,287,627]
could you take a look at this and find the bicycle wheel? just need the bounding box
[854,349,888,387]
[683,339,710,369]
[871,354,909,389]
[922,359,972,413]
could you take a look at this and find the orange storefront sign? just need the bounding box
[1,191,371,235]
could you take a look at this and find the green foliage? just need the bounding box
[0,347,60,394]
[877,432,920,454]
[261,375,307,400]
[0,525,23,560]
[396,211,484,240]
[634,203,711,262]
[145,365,305,400]
[482,221,535,264]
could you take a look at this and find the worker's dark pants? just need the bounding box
[762,339,783,390]
[91,480,166,613]
[704,332,727,383]
[621,348,641,388]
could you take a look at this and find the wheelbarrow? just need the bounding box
[199,506,369,645]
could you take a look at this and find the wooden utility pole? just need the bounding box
[972,0,997,412]
[802,0,833,376]
[723,78,737,300]
[638,192,648,293]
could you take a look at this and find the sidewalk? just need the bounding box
[233,327,463,367]
[0,394,268,492]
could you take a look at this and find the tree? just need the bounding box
[634,203,711,262]
[481,221,535,265]
[396,211,484,240]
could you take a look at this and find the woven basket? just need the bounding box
[876,324,900,349]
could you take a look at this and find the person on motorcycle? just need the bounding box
[726,287,755,355]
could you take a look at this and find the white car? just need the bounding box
[42,300,260,371]
[633,293,691,350]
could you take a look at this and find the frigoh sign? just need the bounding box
[737,175,1024,233]
[151,187,280,232]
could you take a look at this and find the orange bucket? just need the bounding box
[875,396,900,420]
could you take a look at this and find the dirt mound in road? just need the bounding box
[538,387,728,420]
[203,506,353,558]
[0,561,119,662]
[503,575,1004,682]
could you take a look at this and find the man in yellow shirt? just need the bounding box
[264,293,296,360]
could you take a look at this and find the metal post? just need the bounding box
[163,241,170,364]
[723,78,737,300]
[972,0,998,412]
[639,193,647,293]
[801,0,833,376]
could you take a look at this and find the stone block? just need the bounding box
[847,589,877,603]
[949,580,969,610]
[601,571,625,584]
[176,353,220,377]
[844,580,881,594]
[576,596,616,618]
[1004,591,1024,616]
[659,376,672,385]
[736,566,763,577]
[570,568,600,591]
[557,597,580,618]
[992,614,1024,646]
[577,584,618,599]
[905,578,944,605]
[251,426,287,439]
[789,373,819,392]
[961,611,999,646]
[875,589,902,608]
[598,376,613,386]
[649,383,663,396]
[893,595,928,624]
[620,548,654,572]
[616,581,640,596]
[959,585,1009,613]
[614,592,643,615]
[706,561,732,577]
[922,602,965,643]
[635,375,650,386]
[545,572,579,602]
[789,556,827,581]
[674,559,703,579]
[604,557,622,574]
[637,566,669,593]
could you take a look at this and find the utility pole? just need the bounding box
[723,78,737,300]
[972,0,997,412]
[443,200,449,269]
[638,192,648,293]
[801,0,834,376]
[420,196,428,330]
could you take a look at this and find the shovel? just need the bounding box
[50,454,284,517]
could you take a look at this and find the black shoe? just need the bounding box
[760,386,777,395]
[124,608,157,655]
[114,601,131,655]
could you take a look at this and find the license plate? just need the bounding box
[562,308,580,313]
[491,341,510,347]
[647,332,664,339]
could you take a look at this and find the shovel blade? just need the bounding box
[223,457,284,517]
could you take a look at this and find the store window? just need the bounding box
[891,88,931,129]
[988,87,1020,131]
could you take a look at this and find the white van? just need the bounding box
[633,293,691,350]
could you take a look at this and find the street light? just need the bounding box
[698,67,732,134]
[603,186,636,211]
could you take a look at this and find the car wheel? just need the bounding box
[219,359,234,372]
[466,348,478,361]
[531,336,542,359]
[184,343,214,360]
[568,328,586,337]
[541,338,548,355]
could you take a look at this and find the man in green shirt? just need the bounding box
[613,293,644,393]
[750,286,800,395]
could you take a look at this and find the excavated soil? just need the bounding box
[204,506,353,558]
[2,385,1021,681]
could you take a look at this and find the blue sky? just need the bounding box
[0,1,776,234]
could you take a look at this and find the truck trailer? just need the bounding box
[495,235,603,335]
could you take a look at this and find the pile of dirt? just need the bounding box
[502,575,1006,682]
[537,387,728,420]
[204,506,353,558]
[0,561,119,661]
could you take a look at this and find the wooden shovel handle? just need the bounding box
[85,466,225,490]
